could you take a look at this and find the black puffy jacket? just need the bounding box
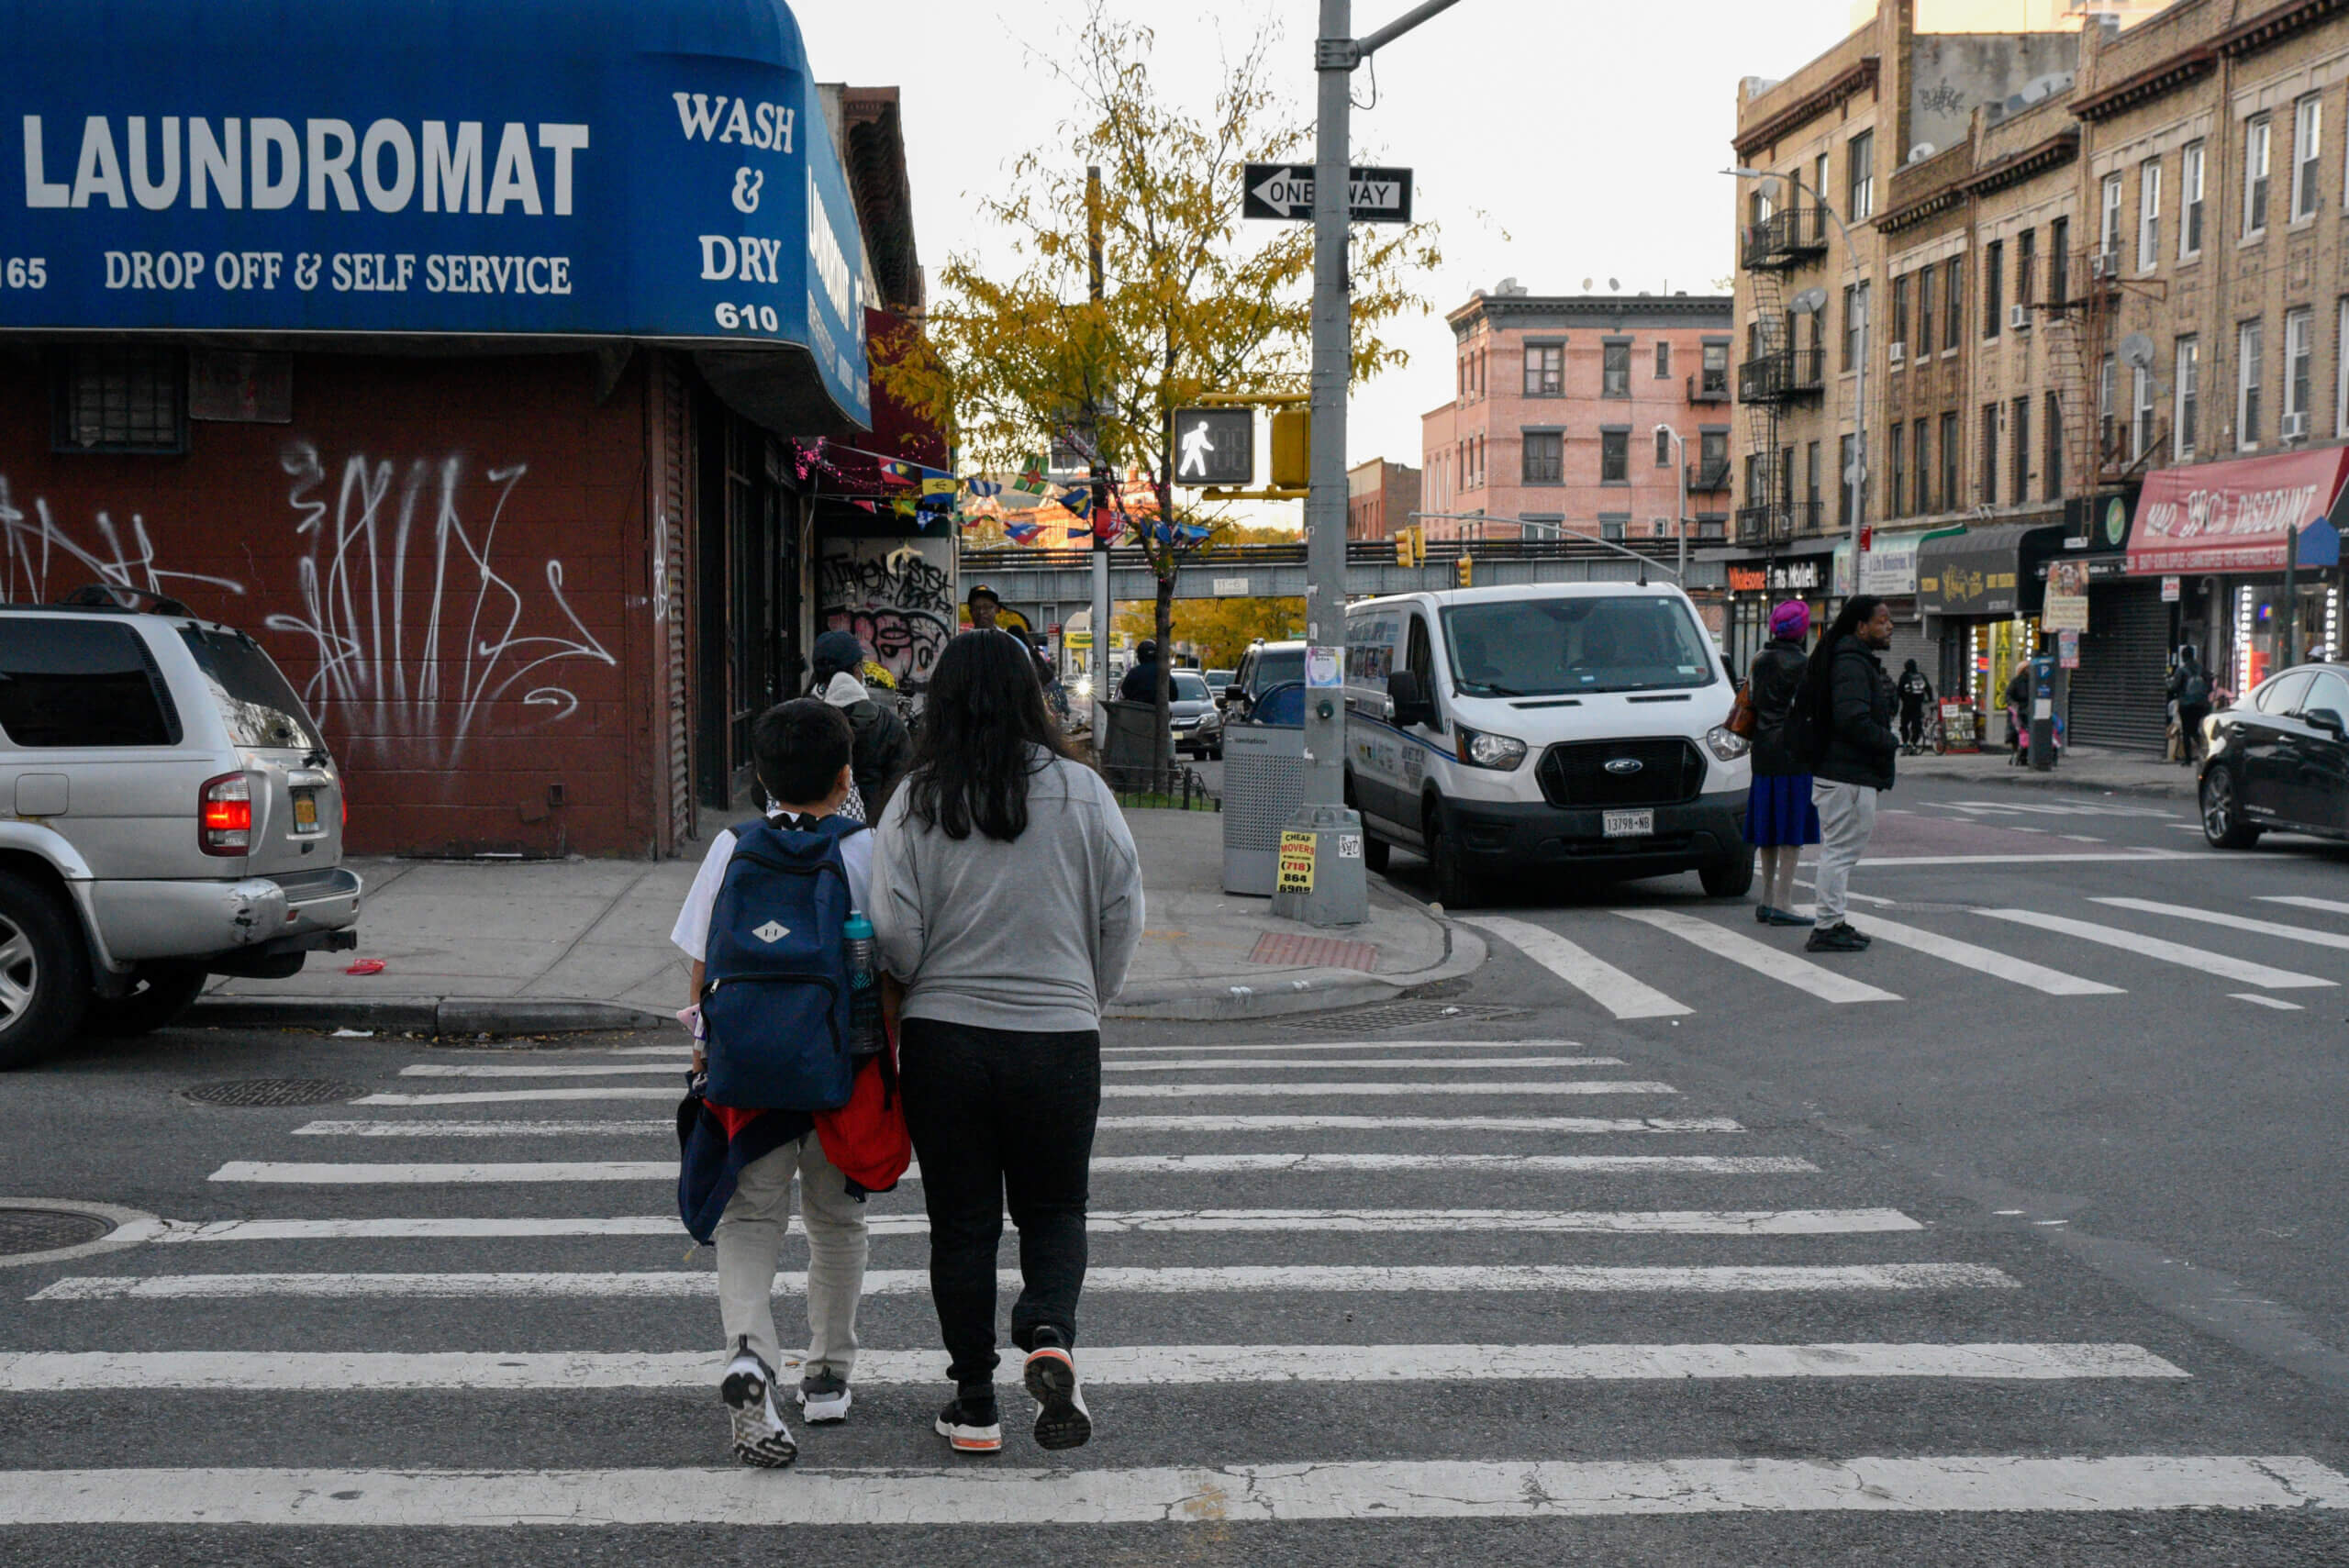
[843,698,911,820]
[1746,639,1811,779]
[1813,635,1898,792]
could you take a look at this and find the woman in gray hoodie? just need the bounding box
[868,628,1144,1459]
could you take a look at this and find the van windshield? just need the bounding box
[1440,596,1718,696]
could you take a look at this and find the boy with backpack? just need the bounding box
[670,699,878,1468]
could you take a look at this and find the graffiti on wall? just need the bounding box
[0,444,615,771]
[818,539,953,688]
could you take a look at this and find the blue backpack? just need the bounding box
[699,815,865,1112]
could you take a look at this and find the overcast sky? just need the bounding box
[799,0,1853,484]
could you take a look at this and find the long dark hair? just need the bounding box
[901,629,1071,841]
[1798,594,1887,726]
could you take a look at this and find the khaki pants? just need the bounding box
[716,1133,869,1379]
[1810,780,1878,928]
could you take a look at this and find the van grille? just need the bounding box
[1535,738,1705,808]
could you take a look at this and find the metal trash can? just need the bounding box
[1220,720,1306,896]
[1097,699,1162,791]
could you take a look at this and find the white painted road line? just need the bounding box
[355,1081,1685,1107]
[2093,896,2349,951]
[8,1454,2333,1524]
[1974,908,2338,990]
[207,1153,1817,1184]
[399,1063,691,1079]
[1100,1056,1625,1073]
[295,1115,1746,1139]
[1857,851,2188,867]
[1840,913,2125,996]
[0,1341,2185,1393]
[30,1262,2014,1301]
[1101,1040,1583,1054]
[2260,895,2349,917]
[1615,909,1900,1005]
[2231,993,2305,1012]
[1462,915,1692,1019]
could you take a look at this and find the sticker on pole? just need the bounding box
[1306,646,1342,688]
[1337,833,1363,860]
[1277,830,1319,894]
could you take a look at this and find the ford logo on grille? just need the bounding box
[1604,757,1644,775]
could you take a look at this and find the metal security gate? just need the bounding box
[2067,579,2170,752]
[1882,610,1938,699]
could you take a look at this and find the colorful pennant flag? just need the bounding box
[965,478,1005,498]
[1056,486,1094,517]
[1005,517,1043,544]
[1014,456,1051,495]
[921,478,958,497]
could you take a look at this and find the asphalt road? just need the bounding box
[2,773,2346,1562]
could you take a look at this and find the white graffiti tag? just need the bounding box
[0,479,247,605]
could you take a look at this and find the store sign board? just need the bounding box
[1859,530,1931,595]
[2128,448,2348,574]
[2161,575,2180,602]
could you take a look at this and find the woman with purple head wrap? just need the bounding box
[1742,599,1820,924]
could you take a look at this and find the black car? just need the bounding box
[2199,662,2349,848]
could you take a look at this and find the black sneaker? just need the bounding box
[1023,1328,1092,1451]
[798,1368,852,1424]
[1806,923,1869,953]
[935,1391,1003,1454]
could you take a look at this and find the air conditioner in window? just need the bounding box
[2009,303,2032,331]
[2283,410,2310,440]
[1887,340,1906,365]
[2089,250,2119,280]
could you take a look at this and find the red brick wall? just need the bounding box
[0,349,662,858]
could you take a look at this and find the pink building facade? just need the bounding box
[1419,292,1735,543]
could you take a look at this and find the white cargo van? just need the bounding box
[1341,583,1752,906]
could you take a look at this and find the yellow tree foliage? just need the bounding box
[1116,598,1305,669]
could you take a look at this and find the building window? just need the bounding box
[2244,114,2272,237]
[1523,343,1563,396]
[1521,429,1564,484]
[1599,514,1629,542]
[1699,429,1729,483]
[1599,428,1629,483]
[1653,428,1673,467]
[2294,94,2322,221]
[1805,440,1820,513]
[1838,433,1857,528]
[1916,264,1935,357]
[2049,217,2069,303]
[2137,161,2161,270]
[1913,417,1932,513]
[1938,411,1959,509]
[2043,390,2064,501]
[2011,395,2031,506]
[1943,257,1963,350]
[51,346,187,454]
[1984,240,2004,339]
[1887,417,1906,517]
[2018,228,2038,307]
[1842,283,1864,370]
[2339,302,2349,437]
[1653,341,1671,379]
[2238,318,2265,449]
[1651,517,1673,539]
[1601,341,1631,397]
[2099,172,2123,263]
[1847,129,1875,220]
[2176,335,2199,458]
[1891,273,1910,357]
[2285,306,2313,435]
[2181,139,2206,257]
[1979,402,1998,504]
[2132,366,2154,461]
[1700,341,1728,395]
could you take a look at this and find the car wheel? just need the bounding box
[2200,762,2262,850]
[83,965,208,1038]
[1699,847,1757,898]
[0,868,91,1072]
[1424,806,1480,909]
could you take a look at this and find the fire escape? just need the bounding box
[2042,240,2166,512]
[1736,203,1829,549]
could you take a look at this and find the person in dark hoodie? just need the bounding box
[1799,594,1898,955]
[810,629,912,822]
[1745,600,1820,927]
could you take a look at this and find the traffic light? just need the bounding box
[1395,529,1414,566]
[1269,408,1309,489]
[1455,554,1474,587]
[1395,525,1425,567]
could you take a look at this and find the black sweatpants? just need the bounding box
[898,1018,1101,1390]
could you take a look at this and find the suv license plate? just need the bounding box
[1602,808,1653,839]
[292,791,320,831]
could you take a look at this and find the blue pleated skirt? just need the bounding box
[1746,773,1820,847]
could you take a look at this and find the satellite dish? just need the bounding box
[1608,277,1620,291]
[1791,286,1828,315]
[1907,142,1937,164]
[2119,332,2156,371]
[1582,277,1593,291]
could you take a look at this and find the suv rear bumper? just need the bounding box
[79,866,363,969]
[1435,789,1748,881]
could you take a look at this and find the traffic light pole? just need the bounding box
[1274,0,1463,929]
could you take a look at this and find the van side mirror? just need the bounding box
[1387,669,1436,729]
[1222,684,1245,709]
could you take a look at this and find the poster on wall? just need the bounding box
[1937,698,1978,753]
[2043,560,2089,632]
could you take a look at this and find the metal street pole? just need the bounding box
[1655,423,1688,582]
[1273,0,1463,929]
[1086,165,1112,746]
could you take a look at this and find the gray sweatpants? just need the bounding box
[1809,780,1878,927]
[716,1133,869,1380]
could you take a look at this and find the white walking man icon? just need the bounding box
[1176,418,1216,479]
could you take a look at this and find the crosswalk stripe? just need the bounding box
[2259,895,2349,917]
[399,1063,698,1079]
[207,1153,1816,1184]
[2232,993,2304,1010]
[1461,915,1692,1018]
[1615,909,1901,1005]
[289,1115,1747,1139]
[1100,1040,1582,1054]
[6,1453,2334,1524]
[2093,896,2349,951]
[1856,851,2188,867]
[352,1081,1686,1107]
[0,1342,2186,1392]
[29,1262,2015,1301]
[1834,913,2124,995]
[145,1207,1908,1243]
[1099,1056,1626,1072]
[1974,909,2338,990]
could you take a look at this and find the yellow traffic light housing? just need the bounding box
[1395,530,1414,566]
[1455,554,1473,587]
[1268,408,1309,489]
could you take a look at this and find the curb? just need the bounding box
[1104,896,1489,1022]
[1898,762,2195,801]
[190,995,675,1036]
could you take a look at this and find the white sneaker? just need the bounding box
[720,1337,796,1468]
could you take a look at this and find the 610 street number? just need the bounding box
[715,302,779,332]
[3,259,48,289]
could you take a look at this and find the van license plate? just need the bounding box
[1602,809,1653,839]
[292,791,320,831]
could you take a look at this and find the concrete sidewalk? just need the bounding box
[1896,742,2195,801]
[195,804,1483,1033]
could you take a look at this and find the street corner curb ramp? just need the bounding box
[188,995,676,1039]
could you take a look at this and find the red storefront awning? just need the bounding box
[2127,447,2349,575]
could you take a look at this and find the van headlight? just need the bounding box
[1455,724,1528,771]
[1704,725,1750,762]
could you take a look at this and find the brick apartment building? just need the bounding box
[1346,458,1421,540]
[1419,286,1734,546]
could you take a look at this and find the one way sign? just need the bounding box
[1242,163,1413,223]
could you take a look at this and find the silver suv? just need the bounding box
[0,589,362,1067]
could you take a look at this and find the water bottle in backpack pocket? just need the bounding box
[699,816,866,1112]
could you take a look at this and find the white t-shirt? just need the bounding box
[669,812,876,962]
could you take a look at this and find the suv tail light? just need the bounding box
[200,773,252,855]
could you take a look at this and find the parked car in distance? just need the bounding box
[1168,668,1223,760]
[2199,662,2349,850]
[1204,669,1235,706]
[1224,640,1305,722]
[0,588,362,1068]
